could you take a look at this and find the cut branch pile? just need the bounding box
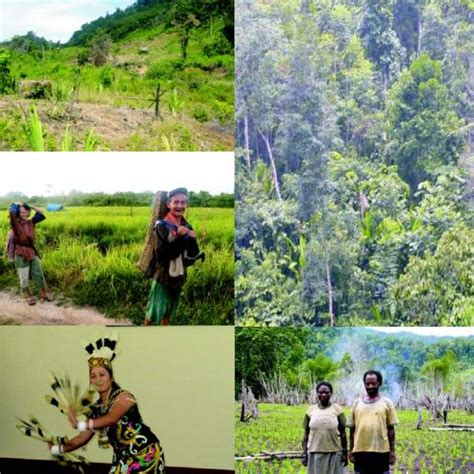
[236,451,304,462]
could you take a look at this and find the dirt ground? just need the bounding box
[0,97,234,151]
[0,290,131,326]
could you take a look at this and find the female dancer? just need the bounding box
[49,338,166,473]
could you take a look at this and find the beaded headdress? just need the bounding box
[83,334,119,370]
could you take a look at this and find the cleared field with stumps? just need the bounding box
[235,403,474,473]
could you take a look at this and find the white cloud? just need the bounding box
[0,153,235,196]
[1,1,136,43]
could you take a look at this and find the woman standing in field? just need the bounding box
[302,381,348,474]
[7,202,53,305]
[138,188,204,326]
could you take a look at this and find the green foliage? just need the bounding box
[386,54,464,192]
[146,59,184,80]
[98,65,115,88]
[421,351,457,388]
[167,88,184,115]
[0,48,14,94]
[22,106,44,151]
[202,33,232,57]
[235,0,472,326]
[392,222,474,326]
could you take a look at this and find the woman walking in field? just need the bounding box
[302,381,348,474]
[7,202,53,305]
[138,188,204,326]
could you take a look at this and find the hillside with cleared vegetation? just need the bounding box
[0,0,234,151]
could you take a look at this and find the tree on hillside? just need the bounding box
[359,0,404,95]
[89,31,112,66]
[385,53,464,193]
[392,222,474,326]
[0,49,14,94]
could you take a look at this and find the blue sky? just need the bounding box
[0,0,136,43]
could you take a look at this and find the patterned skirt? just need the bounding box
[110,441,165,474]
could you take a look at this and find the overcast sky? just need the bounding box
[370,327,474,337]
[0,153,234,196]
[0,0,136,43]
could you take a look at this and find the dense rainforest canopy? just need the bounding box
[235,0,473,326]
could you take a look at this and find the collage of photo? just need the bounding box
[1,1,473,473]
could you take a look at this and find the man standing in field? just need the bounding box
[347,370,398,474]
[139,188,204,326]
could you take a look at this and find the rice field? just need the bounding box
[0,206,234,325]
[235,403,474,473]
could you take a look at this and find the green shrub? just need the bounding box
[0,48,15,94]
[202,34,233,57]
[186,55,234,73]
[146,59,184,80]
[192,106,210,122]
[99,65,115,88]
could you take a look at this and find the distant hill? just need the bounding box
[67,0,234,46]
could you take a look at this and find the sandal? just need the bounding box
[26,294,36,305]
[40,289,54,302]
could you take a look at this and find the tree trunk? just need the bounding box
[244,115,251,172]
[325,255,334,327]
[259,130,282,202]
[416,407,423,430]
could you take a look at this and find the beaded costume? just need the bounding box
[89,386,165,473]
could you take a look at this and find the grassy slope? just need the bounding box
[235,403,474,473]
[0,207,234,325]
[0,18,233,151]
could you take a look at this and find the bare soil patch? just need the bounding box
[0,290,131,326]
[0,97,234,151]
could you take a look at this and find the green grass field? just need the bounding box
[235,403,474,473]
[0,206,234,325]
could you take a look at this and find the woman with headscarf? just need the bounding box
[302,381,348,474]
[7,201,53,305]
[138,189,203,326]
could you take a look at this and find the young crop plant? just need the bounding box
[22,105,45,151]
[167,88,184,116]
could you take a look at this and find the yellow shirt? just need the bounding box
[346,396,398,453]
[306,403,345,453]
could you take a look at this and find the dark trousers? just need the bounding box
[353,452,390,474]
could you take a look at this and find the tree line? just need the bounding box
[235,328,474,415]
[0,190,234,208]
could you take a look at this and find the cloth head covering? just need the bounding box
[137,191,168,274]
[168,187,188,200]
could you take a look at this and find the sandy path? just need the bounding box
[0,290,131,326]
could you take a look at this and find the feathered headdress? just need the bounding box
[83,333,119,370]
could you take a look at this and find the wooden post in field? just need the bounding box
[240,379,259,422]
[151,83,165,120]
